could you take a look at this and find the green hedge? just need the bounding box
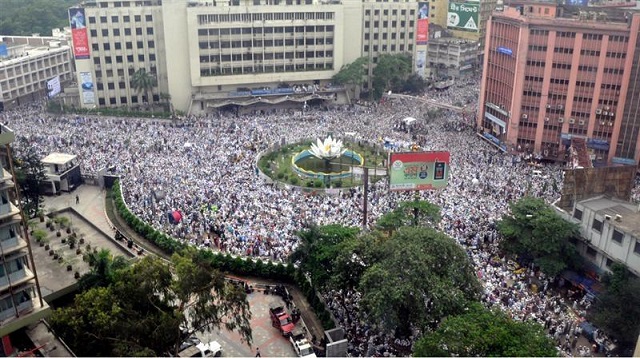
[112,180,335,330]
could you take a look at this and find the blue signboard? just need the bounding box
[0,44,8,58]
[611,157,637,166]
[497,47,513,56]
[482,132,508,152]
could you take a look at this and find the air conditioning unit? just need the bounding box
[615,214,622,221]
[579,119,585,125]
[603,111,609,115]
[569,118,576,124]
[546,104,552,109]
[596,109,602,114]
[558,117,565,123]
[605,106,610,110]
[544,117,550,122]
[609,121,614,126]
[605,214,612,220]
[609,112,615,116]
[557,105,564,110]
[522,114,528,119]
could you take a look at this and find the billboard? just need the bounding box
[447,2,479,32]
[416,50,426,77]
[69,8,90,59]
[417,2,429,45]
[389,151,450,191]
[80,72,95,105]
[47,76,61,98]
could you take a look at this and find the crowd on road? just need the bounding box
[1,78,634,357]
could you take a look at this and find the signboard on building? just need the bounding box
[389,151,450,191]
[69,8,90,59]
[417,2,429,45]
[447,2,479,32]
[416,50,426,77]
[47,76,61,98]
[0,44,8,58]
[80,72,95,105]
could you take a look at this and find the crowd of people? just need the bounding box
[1,78,635,356]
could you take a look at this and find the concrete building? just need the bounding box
[0,36,74,111]
[426,37,478,79]
[555,196,640,279]
[478,3,640,166]
[71,0,426,114]
[0,124,48,356]
[445,0,497,61]
[41,153,82,195]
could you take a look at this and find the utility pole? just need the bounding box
[362,167,369,229]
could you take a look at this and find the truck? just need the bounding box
[269,302,295,336]
[289,327,317,358]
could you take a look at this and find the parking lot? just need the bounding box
[198,291,298,357]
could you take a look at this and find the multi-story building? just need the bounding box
[71,0,425,114]
[0,124,47,355]
[0,36,73,111]
[427,37,478,79]
[478,3,640,166]
[555,196,640,279]
[445,0,497,61]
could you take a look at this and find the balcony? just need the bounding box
[0,298,34,321]
[0,235,26,254]
[0,266,33,290]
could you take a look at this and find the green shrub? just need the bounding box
[306,181,314,187]
[314,179,323,188]
[290,177,299,185]
[334,180,343,188]
[277,172,285,179]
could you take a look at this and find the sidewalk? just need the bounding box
[42,185,115,236]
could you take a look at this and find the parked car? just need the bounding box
[176,337,222,357]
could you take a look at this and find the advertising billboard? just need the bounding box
[80,72,95,105]
[47,76,61,98]
[417,2,429,45]
[447,2,479,32]
[389,151,450,191]
[416,50,426,77]
[69,8,90,59]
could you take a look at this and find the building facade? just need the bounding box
[478,4,640,166]
[427,37,478,79]
[0,125,47,356]
[555,196,640,278]
[0,36,73,111]
[71,0,425,114]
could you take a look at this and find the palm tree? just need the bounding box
[131,68,156,110]
[79,248,130,289]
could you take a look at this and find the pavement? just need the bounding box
[43,185,115,237]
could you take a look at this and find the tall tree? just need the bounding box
[131,69,156,106]
[331,57,369,86]
[12,138,47,218]
[289,224,360,289]
[589,263,640,347]
[413,303,558,357]
[372,53,412,99]
[359,226,481,335]
[497,196,581,277]
[78,248,131,290]
[376,199,441,234]
[0,0,77,36]
[50,249,252,356]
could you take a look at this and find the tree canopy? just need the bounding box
[372,53,412,99]
[0,0,77,36]
[131,68,157,104]
[289,224,360,289]
[331,57,369,86]
[376,199,441,235]
[50,249,252,356]
[413,303,558,357]
[497,196,581,277]
[589,263,640,346]
[358,226,481,334]
[13,138,47,218]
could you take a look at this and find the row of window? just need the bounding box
[93,53,156,65]
[529,29,629,43]
[364,44,411,52]
[198,12,334,24]
[97,94,159,106]
[88,14,152,24]
[199,38,333,49]
[199,62,332,76]
[90,27,153,38]
[364,20,412,28]
[197,26,334,36]
[199,51,333,61]
[92,40,155,51]
[365,32,411,40]
[575,209,640,255]
[364,9,415,16]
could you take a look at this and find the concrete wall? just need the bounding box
[558,166,637,210]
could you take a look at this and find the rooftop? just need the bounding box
[579,196,640,237]
[41,153,77,165]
